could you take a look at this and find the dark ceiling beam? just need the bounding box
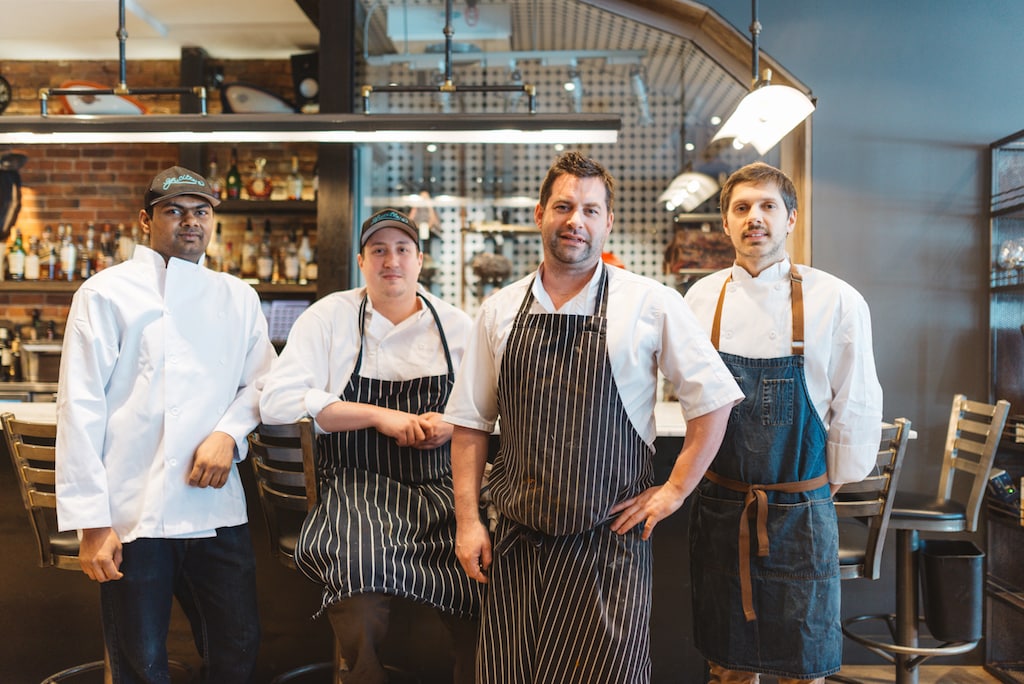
[294,0,319,28]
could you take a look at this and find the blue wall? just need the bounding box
[699,0,1024,663]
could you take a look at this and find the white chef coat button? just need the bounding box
[775,282,783,290]
[724,329,734,339]
[218,311,226,318]
[168,355,177,364]
[769,330,778,339]
[169,459,177,467]
[170,407,180,417]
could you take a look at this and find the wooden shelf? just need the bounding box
[216,199,316,214]
[0,277,316,298]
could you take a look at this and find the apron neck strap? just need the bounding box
[354,292,454,377]
[710,264,805,356]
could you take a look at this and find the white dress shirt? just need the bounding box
[56,245,277,541]
[684,257,884,484]
[444,264,744,446]
[259,286,473,431]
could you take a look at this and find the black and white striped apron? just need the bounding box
[294,294,481,621]
[480,266,655,684]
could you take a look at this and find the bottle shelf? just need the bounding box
[216,199,316,214]
[0,277,316,297]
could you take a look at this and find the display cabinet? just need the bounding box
[990,130,1024,411]
[987,131,1024,680]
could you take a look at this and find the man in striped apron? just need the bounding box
[684,162,884,682]
[444,152,744,684]
[260,208,481,684]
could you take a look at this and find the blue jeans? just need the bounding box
[99,524,260,684]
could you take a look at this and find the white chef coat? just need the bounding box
[684,257,884,485]
[56,245,277,542]
[444,264,744,446]
[259,286,473,431]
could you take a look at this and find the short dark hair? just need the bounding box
[719,162,798,216]
[538,151,615,212]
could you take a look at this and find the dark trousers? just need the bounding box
[99,524,260,684]
[327,593,478,684]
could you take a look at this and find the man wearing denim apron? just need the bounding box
[684,162,884,683]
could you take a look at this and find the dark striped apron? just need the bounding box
[690,266,840,679]
[480,266,655,684]
[294,293,481,620]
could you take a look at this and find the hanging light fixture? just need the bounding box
[710,0,815,155]
[658,171,718,213]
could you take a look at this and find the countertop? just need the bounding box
[0,401,688,435]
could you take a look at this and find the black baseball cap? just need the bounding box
[145,166,221,208]
[360,208,420,247]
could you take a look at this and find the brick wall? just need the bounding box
[1,57,316,335]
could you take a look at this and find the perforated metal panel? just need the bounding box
[357,0,765,314]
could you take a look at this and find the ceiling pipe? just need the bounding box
[38,0,206,116]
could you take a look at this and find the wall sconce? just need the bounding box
[710,0,815,155]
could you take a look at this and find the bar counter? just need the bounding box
[0,402,702,681]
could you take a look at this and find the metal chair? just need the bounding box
[828,418,911,683]
[2,412,194,683]
[840,395,1010,684]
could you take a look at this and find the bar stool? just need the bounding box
[827,418,911,684]
[840,395,1010,684]
[248,420,421,684]
[2,412,194,683]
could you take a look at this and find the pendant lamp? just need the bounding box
[710,0,815,155]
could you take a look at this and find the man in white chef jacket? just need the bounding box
[684,161,883,683]
[56,166,276,683]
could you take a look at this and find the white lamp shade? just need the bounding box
[658,171,719,212]
[710,84,814,155]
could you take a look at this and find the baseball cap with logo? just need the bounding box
[360,208,420,248]
[145,166,221,208]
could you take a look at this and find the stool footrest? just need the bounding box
[841,613,980,670]
[40,660,106,683]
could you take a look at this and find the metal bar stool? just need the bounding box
[839,395,1010,684]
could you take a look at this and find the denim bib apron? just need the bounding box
[690,265,841,679]
[294,293,482,620]
[479,265,656,684]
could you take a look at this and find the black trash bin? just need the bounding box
[919,539,985,643]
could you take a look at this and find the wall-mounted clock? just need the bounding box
[0,74,12,114]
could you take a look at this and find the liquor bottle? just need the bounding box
[118,223,136,263]
[6,229,26,281]
[46,246,58,281]
[0,328,9,382]
[8,329,23,382]
[77,236,92,280]
[312,163,319,200]
[283,229,300,283]
[298,229,313,283]
[224,241,239,276]
[207,153,224,200]
[23,237,41,281]
[226,147,243,200]
[206,222,223,271]
[305,247,318,283]
[241,218,259,279]
[257,219,275,282]
[60,226,77,281]
[247,157,273,200]
[288,156,304,201]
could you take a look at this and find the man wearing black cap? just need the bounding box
[56,165,276,683]
[260,207,481,684]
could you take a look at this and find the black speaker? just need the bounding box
[291,52,320,111]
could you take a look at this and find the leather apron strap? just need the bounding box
[705,470,829,622]
[711,264,805,356]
